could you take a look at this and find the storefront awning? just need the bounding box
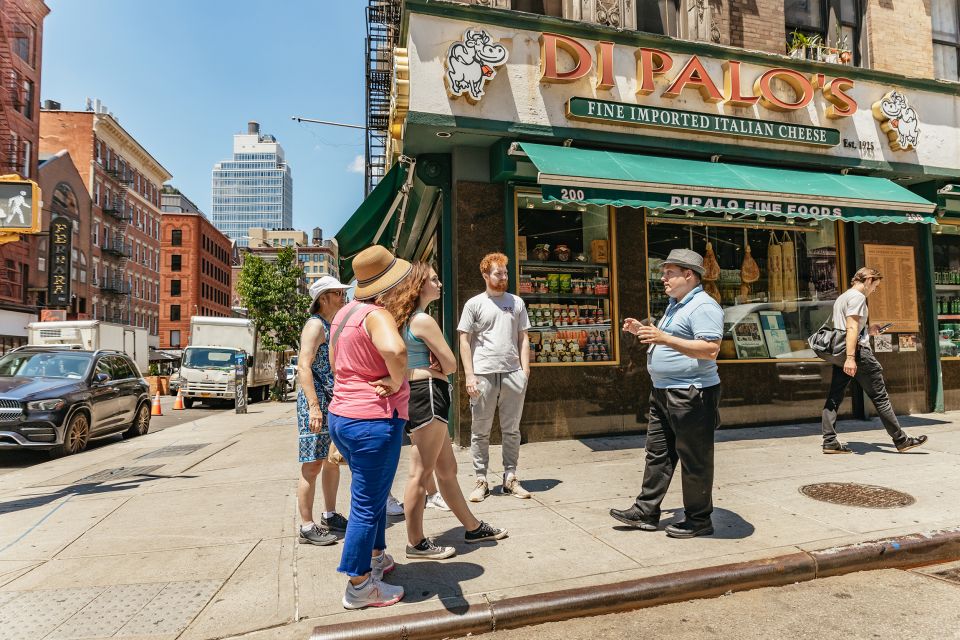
[335,161,412,282]
[939,184,960,219]
[512,142,937,224]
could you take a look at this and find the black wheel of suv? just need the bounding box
[49,412,90,458]
[183,397,194,409]
[123,403,151,439]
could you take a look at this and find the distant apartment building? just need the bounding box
[211,122,292,247]
[160,196,233,349]
[40,100,172,343]
[245,226,338,285]
[161,185,202,215]
[0,0,50,352]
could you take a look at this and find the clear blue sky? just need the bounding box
[41,0,368,241]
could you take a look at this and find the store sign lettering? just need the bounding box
[568,97,840,146]
[48,215,72,308]
[669,196,842,217]
[541,34,858,118]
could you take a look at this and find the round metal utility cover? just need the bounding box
[799,482,915,509]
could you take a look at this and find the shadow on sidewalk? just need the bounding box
[611,507,755,540]
[0,473,196,516]
[388,559,484,611]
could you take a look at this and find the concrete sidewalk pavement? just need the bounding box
[0,403,958,640]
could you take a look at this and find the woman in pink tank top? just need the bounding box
[327,246,412,610]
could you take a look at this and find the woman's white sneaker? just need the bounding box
[342,577,404,609]
[386,494,405,516]
[425,492,451,511]
[371,552,395,580]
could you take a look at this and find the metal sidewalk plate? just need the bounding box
[137,444,210,459]
[799,482,916,508]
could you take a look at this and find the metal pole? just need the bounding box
[290,117,366,131]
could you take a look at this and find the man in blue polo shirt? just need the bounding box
[610,249,724,539]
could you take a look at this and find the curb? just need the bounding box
[310,527,960,640]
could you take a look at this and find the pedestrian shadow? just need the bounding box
[389,560,484,612]
[611,507,755,540]
[0,473,195,516]
[493,478,561,494]
[845,441,931,456]
[433,530,510,557]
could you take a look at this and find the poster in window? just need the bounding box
[758,310,791,356]
[862,244,919,332]
[898,334,918,352]
[873,333,893,353]
[732,312,769,359]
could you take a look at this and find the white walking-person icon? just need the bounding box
[5,191,28,225]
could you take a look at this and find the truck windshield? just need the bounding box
[0,352,93,379]
[183,348,236,370]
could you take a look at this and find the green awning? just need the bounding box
[940,185,960,219]
[513,142,936,224]
[335,162,410,282]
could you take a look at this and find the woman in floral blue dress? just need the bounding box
[296,276,351,545]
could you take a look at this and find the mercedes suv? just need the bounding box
[0,347,152,457]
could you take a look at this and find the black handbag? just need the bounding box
[808,317,848,366]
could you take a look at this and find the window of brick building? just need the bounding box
[12,23,36,66]
[787,0,863,65]
[636,0,681,36]
[170,305,181,321]
[933,0,960,80]
[171,229,182,246]
[171,254,181,272]
[171,280,181,296]
[170,330,181,347]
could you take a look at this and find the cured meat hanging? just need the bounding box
[704,241,721,281]
[768,232,784,310]
[740,237,760,302]
[781,231,798,312]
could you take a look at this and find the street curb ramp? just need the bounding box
[311,527,960,640]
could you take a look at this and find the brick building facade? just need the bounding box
[39,106,172,344]
[159,213,233,349]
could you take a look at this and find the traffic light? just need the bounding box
[0,174,41,243]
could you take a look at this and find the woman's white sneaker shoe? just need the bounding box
[386,494,404,516]
[342,577,404,609]
[425,492,451,511]
[502,475,531,499]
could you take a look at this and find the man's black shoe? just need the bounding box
[823,441,853,454]
[609,506,658,531]
[665,521,714,539]
[896,434,928,452]
[321,512,349,534]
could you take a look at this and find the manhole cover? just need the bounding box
[137,444,210,459]
[73,466,164,484]
[799,482,915,508]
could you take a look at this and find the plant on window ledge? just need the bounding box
[787,30,821,60]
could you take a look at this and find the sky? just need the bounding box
[41,0,369,241]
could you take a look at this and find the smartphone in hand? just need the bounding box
[878,322,894,333]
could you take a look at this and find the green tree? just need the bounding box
[236,247,310,397]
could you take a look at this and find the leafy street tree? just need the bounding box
[236,246,310,398]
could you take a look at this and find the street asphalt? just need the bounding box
[1,400,959,639]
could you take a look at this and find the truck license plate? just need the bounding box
[200,393,212,397]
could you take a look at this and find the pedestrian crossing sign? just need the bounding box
[0,174,42,243]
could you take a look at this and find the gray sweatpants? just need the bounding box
[470,370,527,478]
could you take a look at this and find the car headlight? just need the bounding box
[27,399,65,411]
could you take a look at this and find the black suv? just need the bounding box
[0,347,152,457]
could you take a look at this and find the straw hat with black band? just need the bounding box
[352,245,413,300]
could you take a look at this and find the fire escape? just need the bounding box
[0,2,27,175]
[100,158,133,324]
[364,0,401,196]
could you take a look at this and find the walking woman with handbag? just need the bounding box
[389,262,507,560]
[328,246,412,610]
[820,267,928,454]
[296,276,351,546]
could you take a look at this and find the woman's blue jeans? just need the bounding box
[328,411,404,577]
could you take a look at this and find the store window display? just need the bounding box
[646,215,842,360]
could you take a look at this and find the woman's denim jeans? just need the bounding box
[328,411,404,577]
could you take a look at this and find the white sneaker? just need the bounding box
[371,551,395,581]
[502,474,531,499]
[468,477,489,503]
[386,494,404,517]
[425,492,451,511]
[342,576,404,609]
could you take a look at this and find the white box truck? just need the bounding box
[179,317,275,407]
[27,320,149,373]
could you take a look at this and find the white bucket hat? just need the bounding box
[309,275,350,304]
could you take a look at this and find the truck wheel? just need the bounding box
[183,397,195,409]
[49,412,90,458]
[123,403,151,439]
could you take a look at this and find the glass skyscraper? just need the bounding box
[211,122,293,246]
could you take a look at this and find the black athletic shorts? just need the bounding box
[406,378,451,434]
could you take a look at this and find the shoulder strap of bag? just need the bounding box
[330,302,368,360]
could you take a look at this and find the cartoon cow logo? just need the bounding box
[872,90,920,151]
[445,28,509,103]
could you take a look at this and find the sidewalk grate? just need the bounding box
[73,465,164,485]
[137,444,210,459]
[800,482,915,508]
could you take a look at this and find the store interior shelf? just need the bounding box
[529,323,612,331]
[938,315,960,320]
[522,293,611,300]
[520,260,609,272]
[935,284,960,291]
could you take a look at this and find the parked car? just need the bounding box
[0,347,152,458]
[284,364,297,392]
[169,370,181,396]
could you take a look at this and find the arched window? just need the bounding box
[51,182,79,216]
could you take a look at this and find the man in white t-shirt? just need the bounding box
[822,267,927,454]
[458,252,531,502]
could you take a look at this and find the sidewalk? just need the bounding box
[0,403,958,640]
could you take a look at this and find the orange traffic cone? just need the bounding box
[151,391,163,416]
[172,388,185,411]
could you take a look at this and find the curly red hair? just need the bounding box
[480,252,508,275]
[376,262,431,327]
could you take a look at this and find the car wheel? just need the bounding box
[123,403,151,439]
[183,397,194,409]
[49,412,90,458]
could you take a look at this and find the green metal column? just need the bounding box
[920,227,944,412]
